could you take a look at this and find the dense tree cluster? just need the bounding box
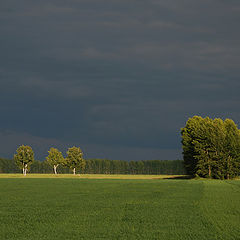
[181,116,240,179]
[0,157,185,175]
[84,159,184,175]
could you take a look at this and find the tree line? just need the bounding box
[0,156,185,176]
[3,115,238,178]
[181,116,240,179]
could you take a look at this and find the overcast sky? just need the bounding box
[1,0,240,160]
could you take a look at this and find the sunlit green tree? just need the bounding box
[14,145,34,175]
[181,116,240,179]
[46,148,64,174]
[65,146,86,175]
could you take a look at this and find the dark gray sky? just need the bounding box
[1,0,240,160]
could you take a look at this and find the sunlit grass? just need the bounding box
[0,173,186,179]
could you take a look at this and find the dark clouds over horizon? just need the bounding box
[1,0,240,160]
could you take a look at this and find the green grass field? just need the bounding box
[0,175,239,240]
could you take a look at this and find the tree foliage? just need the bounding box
[46,148,64,174]
[0,158,186,175]
[181,116,240,179]
[14,145,34,175]
[65,146,86,174]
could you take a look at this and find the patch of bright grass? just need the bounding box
[0,173,185,179]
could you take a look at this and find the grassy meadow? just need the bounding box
[0,175,239,240]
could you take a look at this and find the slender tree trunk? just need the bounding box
[206,150,211,178]
[227,155,230,180]
[208,164,211,178]
[54,165,58,175]
[24,164,27,176]
[73,168,76,175]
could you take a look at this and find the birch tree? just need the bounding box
[14,145,34,175]
[46,148,64,174]
[65,146,85,175]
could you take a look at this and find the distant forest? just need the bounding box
[0,158,185,175]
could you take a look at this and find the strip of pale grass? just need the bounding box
[0,173,186,179]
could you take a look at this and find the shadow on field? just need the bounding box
[161,175,193,180]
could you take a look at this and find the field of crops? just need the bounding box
[0,175,239,240]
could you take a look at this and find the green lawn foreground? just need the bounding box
[0,177,239,240]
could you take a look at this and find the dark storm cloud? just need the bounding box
[0,0,240,160]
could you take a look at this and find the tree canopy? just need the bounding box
[181,116,240,179]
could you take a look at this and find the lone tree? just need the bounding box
[46,147,64,174]
[14,145,34,175]
[65,146,86,175]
